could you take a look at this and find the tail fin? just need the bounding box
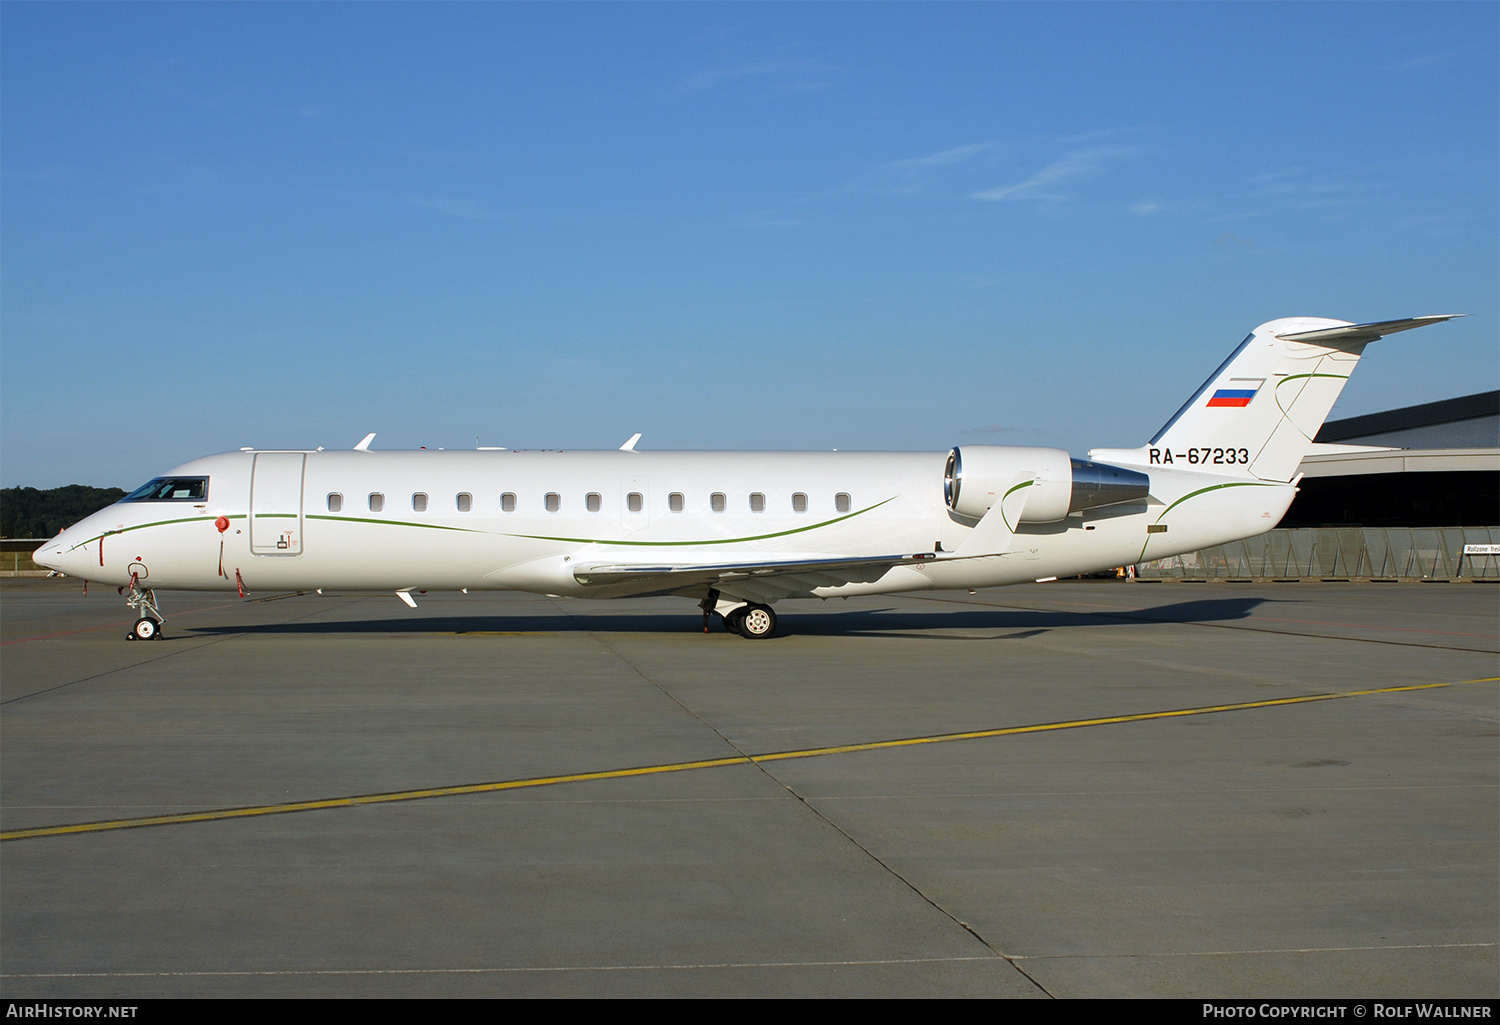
[1097,315,1459,483]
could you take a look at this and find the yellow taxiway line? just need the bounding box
[4,676,1493,842]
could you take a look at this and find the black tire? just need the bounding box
[738,604,776,639]
[131,618,159,641]
[723,609,746,634]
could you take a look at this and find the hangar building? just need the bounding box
[1136,391,1499,581]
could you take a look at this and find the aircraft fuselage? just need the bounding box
[35,447,1291,598]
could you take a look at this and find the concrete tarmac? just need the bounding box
[1,578,1496,998]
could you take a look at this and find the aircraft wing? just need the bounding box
[572,552,941,603]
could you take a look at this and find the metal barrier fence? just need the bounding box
[1134,526,1500,581]
[0,539,47,574]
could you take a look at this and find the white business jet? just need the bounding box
[34,316,1457,640]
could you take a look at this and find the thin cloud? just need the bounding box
[889,143,994,170]
[405,196,497,221]
[961,423,1027,436]
[1203,211,1263,224]
[837,140,994,197]
[1395,213,1477,227]
[404,148,469,165]
[1128,198,1209,216]
[1220,164,1391,221]
[673,56,839,96]
[844,131,1145,201]
[736,211,800,229]
[1395,53,1448,72]
[1250,180,1342,198]
[1248,167,1304,185]
[972,146,1134,203]
[676,61,782,94]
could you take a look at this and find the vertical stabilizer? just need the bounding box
[1137,315,1458,483]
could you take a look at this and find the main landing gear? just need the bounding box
[730,604,777,639]
[702,590,778,639]
[122,576,164,641]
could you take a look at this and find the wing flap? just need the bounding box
[572,552,935,598]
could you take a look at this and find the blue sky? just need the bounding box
[3,2,1496,488]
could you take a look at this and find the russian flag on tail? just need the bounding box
[1207,380,1261,408]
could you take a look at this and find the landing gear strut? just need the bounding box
[122,576,163,641]
[700,589,720,633]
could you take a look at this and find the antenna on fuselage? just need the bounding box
[620,433,642,452]
[354,433,376,451]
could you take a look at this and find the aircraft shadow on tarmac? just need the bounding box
[181,595,1275,640]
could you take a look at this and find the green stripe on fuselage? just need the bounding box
[500,497,895,546]
[70,498,897,551]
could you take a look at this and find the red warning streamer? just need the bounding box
[215,516,230,578]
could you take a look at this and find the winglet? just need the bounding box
[952,502,1016,559]
[354,433,376,451]
[620,433,642,452]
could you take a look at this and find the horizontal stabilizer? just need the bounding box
[1278,315,1463,346]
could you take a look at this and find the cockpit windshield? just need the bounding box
[123,477,209,502]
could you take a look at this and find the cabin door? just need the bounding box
[250,453,305,555]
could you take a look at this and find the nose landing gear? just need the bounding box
[121,575,164,641]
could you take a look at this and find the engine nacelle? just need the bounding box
[943,446,1073,522]
[944,446,1150,526]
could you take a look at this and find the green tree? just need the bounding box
[0,486,126,538]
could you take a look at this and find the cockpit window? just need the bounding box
[124,477,209,502]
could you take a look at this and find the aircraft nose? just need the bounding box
[32,538,64,573]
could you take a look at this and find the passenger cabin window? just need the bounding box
[835,493,851,513]
[456,493,472,512]
[545,493,561,512]
[710,493,726,513]
[327,493,343,513]
[627,492,643,513]
[501,493,516,512]
[368,493,384,513]
[792,493,807,513]
[412,493,428,512]
[586,493,602,512]
[669,492,684,513]
[749,493,765,513]
[124,477,209,502]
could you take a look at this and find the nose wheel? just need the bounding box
[128,617,162,641]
